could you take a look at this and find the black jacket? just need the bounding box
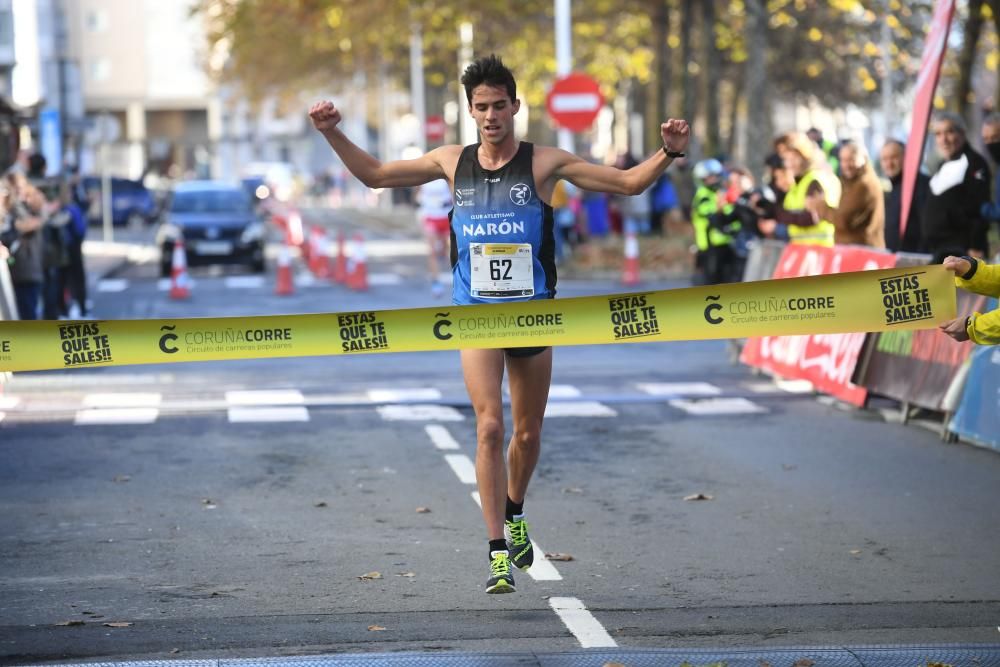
[921,143,991,259]
[884,172,929,253]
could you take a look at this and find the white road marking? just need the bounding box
[549,597,617,647]
[96,278,129,292]
[224,276,266,289]
[443,454,477,484]
[82,393,161,408]
[669,397,767,415]
[377,404,464,421]
[368,273,403,286]
[368,388,442,403]
[75,408,159,425]
[745,379,814,394]
[227,406,310,423]
[0,412,5,423]
[0,396,21,409]
[225,389,305,406]
[636,382,721,397]
[469,492,562,581]
[508,384,580,398]
[425,424,461,450]
[544,401,616,418]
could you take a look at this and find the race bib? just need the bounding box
[469,243,534,298]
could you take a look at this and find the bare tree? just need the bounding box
[744,0,770,182]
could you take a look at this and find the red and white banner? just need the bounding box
[900,0,957,237]
[740,245,897,406]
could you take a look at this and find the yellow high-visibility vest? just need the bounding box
[783,169,839,247]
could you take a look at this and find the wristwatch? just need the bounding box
[662,145,685,159]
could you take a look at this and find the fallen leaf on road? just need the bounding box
[358,571,382,581]
[684,493,714,501]
[102,622,132,628]
[55,620,85,626]
[395,572,416,577]
[170,649,180,654]
[926,662,954,667]
[759,661,772,667]
[545,553,574,561]
[112,475,131,483]
[782,465,797,471]
[368,625,386,631]
[415,507,431,513]
[201,498,217,509]
[602,662,628,667]
[793,659,815,667]
[849,549,861,555]
[562,487,584,494]
[314,501,328,508]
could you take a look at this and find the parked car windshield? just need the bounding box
[170,189,252,214]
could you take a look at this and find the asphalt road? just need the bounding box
[1,212,998,663]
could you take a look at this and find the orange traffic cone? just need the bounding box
[275,243,294,296]
[347,233,368,291]
[621,229,640,286]
[169,239,191,300]
[332,230,347,284]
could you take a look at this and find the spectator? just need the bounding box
[415,178,452,298]
[880,139,928,253]
[807,127,840,173]
[708,165,767,282]
[614,153,652,235]
[650,172,679,234]
[57,181,88,317]
[921,111,991,262]
[763,132,840,246]
[980,112,1000,234]
[551,179,582,263]
[0,176,44,319]
[826,140,885,247]
[690,158,734,285]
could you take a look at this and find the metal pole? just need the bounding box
[554,0,574,153]
[410,23,427,152]
[458,22,477,146]
[100,112,112,243]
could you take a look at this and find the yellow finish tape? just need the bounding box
[0,265,956,373]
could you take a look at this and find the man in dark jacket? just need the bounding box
[880,139,928,253]
[921,112,991,262]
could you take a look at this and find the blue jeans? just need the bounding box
[14,282,41,320]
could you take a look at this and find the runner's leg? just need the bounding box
[505,347,552,505]
[461,348,507,540]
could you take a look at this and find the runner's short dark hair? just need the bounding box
[461,54,516,105]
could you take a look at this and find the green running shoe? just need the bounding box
[505,517,534,571]
[485,550,515,594]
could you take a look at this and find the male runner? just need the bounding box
[309,55,689,594]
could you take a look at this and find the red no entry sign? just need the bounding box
[546,73,604,133]
[425,115,446,142]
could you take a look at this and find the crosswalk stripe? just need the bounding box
[636,382,721,397]
[96,279,129,292]
[368,388,442,403]
[745,379,815,394]
[83,393,161,408]
[227,406,310,422]
[377,405,464,421]
[544,401,616,417]
[368,273,403,286]
[225,390,305,405]
[0,396,21,409]
[669,397,767,415]
[224,276,266,289]
[549,597,617,648]
[507,383,580,398]
[443,454,477,484]
[425,424,461,450]
[75,408,159,425]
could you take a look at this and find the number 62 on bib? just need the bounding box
[469,243,534,298]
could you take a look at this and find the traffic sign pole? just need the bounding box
[555,0,574,153]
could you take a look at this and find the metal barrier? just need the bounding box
[0,249,17,321]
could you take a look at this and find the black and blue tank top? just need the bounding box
[449,142,556,305]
